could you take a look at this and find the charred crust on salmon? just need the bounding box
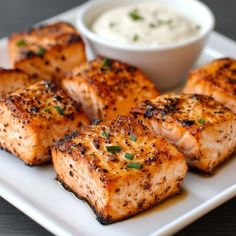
[131,93,236,173]
[52,115,187,223]
[184,58,236,113]
[8,21,86,86]
[62,56,159,120]
[0,80,89,165]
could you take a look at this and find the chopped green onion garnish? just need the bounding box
[198,118,206,125]
[17,39,26,47]
[133,34,139,42]
[101,131,109,138]
[43,108,51,113]
[101,58,110,70]
[54,106,64,115]
[127,162,142,169]
[106,145,122,152]
[124,153,134,160]
[36,47,45,56]
[129,134,137,142]
[128,9,143,21]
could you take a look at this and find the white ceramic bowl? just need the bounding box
[76,0,215,90]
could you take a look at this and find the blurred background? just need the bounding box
[0,0,235,235]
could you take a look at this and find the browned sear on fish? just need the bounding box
[131,93,236,173]
[62,57,159,121]
[0,68,33,96]
[52,115,187,224]
[8,21,86,85]
[0,80,89,165]
[184,58,236,113]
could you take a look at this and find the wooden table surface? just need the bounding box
[0,0,235,235]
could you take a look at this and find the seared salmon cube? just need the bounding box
[131,93,236,173]
[0,81,89,165]
[52,115,187,224]
[62,57,159,121]
[8,21,86,85]
[183,58,236,113]
[0,68,32,96]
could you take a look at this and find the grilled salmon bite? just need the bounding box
[8,21,86,86]
[131,93,236,174]
[62,57,159,121]
[52,115,187,224]
[0,81,89,165]
[183,58,236,113]
[0,68,32,96]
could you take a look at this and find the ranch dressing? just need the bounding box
[92,3,201,46]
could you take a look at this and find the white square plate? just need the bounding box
[0,4,236,236]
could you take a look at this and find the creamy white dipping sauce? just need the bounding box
[92,3,201,46]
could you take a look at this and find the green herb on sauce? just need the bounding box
[198,118,206,125]
[195,25,201,30]
[129,134,137,142]
[101,131,109,138]
[124,153,134,160]
[54,106,64,115]
[129,9,143,21]
[149,23,157,28]
[133,34,139,42]
[158,19,173,26]
[109,22,116,28]
[106,145,122,153]
[16,39,26,47]
[101,58,111,70]
[36,47,45,56]
[127,162,142,169]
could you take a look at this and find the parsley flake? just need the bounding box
[106,145,122,153]
[129,134,137,142]
[101,58,111,70]
[198,118,206,125]
[133,34,139,42]
[129,9,143,21]
[54,106,64,115]
[127,162,142,169]
[17,39,26,47]
[36,47,45,56]
[109,22,116,28]
[124,153,134,160]
[101,131,109,138]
